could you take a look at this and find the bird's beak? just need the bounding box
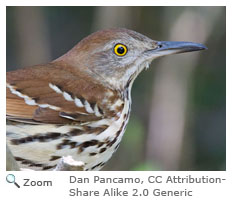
[146,41,207,58]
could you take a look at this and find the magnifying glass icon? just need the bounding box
[6,174,20,188]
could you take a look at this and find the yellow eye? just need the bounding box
[114,44,128,56]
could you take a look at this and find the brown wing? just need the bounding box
[6,61,119,124]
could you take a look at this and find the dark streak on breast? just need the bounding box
[56,139,79,150]
[89,152,97,156]
[91,162,102,170]
[99,147,107,153]
[50,155,61,161]
[10,125,109,146]
[78,139,101,153]
[15,156,45,168]
[11,132,62,145]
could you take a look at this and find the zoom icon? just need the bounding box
[6,174,20,188]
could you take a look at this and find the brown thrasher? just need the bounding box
[6,28,207,171]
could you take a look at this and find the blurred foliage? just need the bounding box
[6,6,226,171]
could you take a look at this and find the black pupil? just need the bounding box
[117,46,125,54]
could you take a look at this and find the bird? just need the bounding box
[6,28,207,171]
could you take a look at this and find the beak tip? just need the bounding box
[198,43,208,50]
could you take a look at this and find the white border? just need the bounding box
[0,1,231,202]
[3,0,231,6]
[0,0,6,174]
[226,4,231,172]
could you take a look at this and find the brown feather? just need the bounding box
[33,108,73,124]
[6,98,37,119]
[6,61,121,124]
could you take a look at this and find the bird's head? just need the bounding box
[56,28,207,91]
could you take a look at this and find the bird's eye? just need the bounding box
[114,44,128,56]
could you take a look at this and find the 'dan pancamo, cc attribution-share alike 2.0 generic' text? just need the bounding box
[70,175,225,184]
[69,175,225,197]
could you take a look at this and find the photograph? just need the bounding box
[6,6,225,171]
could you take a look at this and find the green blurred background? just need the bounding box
[6,6,226,171]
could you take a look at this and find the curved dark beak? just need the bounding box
[147,41,207,57]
